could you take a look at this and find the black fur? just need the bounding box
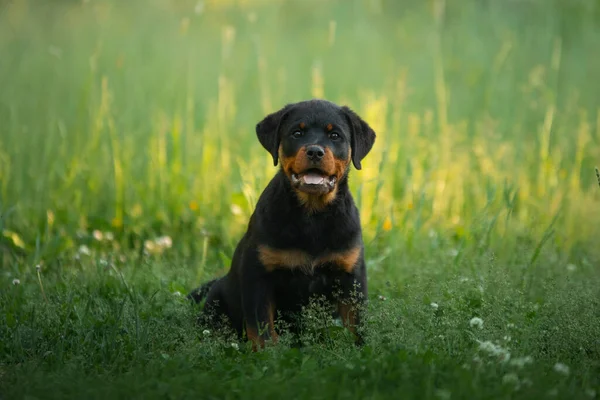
[189,99,376,349]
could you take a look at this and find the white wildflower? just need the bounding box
[378,295,387,301]
[194,1,204,15]
[156,236,173,249]
[430,302,439,310]
[231,343,239,350]
[503,335,512,342]
[93,230,103,241]
[202,329,210,336]
[230,204,243,216]
[507,323,515,329]
[509,356,533,369]
[477,340,511,362]
[12,278,20,286]
[502,372,519,386]
[173,291,182,297]
[35,264,42,272]
[469,317,484,329]
[78,245,91,256]
[434,389,451,400]
[553,362,570,376]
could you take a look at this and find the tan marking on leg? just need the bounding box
[337,301,358,336]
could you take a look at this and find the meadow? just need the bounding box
[1,0,600,398]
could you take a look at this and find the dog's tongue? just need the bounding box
[302,173,325,185]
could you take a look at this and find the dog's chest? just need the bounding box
[257,243,360,274]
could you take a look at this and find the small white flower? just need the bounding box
[469,317,484,329]
[502,372,519,386]
[156,236,173,249]
[459,277,470,283]
[230,204,243,216]
[231,343,239,350]
[507,323,515,329]
[35,264,42,272]
[202,329,210,336]
[503,335,512,342]
[144,240,155,252]
[434,389,451,400]
[99,259,109,267]
[553,362,570,376]
[12,278,20,285]
[378,295,387,301]
[93,230,103,241]
[566,263,576,272]
[78,245,91,256]
[173,291,182,297]
[430,302,439,310]
[477,340,511,362]
[194,1,204,15]
[509,356,533,369]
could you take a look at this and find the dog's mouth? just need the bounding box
[290,169,337,194]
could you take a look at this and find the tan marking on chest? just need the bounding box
[258,245,361,274]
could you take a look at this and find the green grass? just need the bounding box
[1,0,600,398]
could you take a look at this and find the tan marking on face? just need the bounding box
[258,245,360,274]
[299,122,305,129]
[326,123,333,132]
[278,145,352,212]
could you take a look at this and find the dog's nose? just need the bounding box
[306,145,325,161]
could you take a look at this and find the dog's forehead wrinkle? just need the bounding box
[286,110,348,133]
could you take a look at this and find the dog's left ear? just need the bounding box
[342,106,376,170]
[256,105,292,166]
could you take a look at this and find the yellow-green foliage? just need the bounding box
[0,0,599,260]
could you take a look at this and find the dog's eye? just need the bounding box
[292,131,304,138]
[329,132,341,141]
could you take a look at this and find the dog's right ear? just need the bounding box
[256,105,292,166]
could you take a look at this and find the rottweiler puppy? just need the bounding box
[188,99,376,350]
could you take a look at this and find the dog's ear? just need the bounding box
[256,105,292,166]
[342,106,376,170]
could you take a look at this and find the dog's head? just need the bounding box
[256,99,376,209]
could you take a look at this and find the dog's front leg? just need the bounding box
[335,270,367,346]
[241,274,278,351]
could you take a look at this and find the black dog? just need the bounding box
[188,99,376,350]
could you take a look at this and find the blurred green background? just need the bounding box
[1,0,599,275]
